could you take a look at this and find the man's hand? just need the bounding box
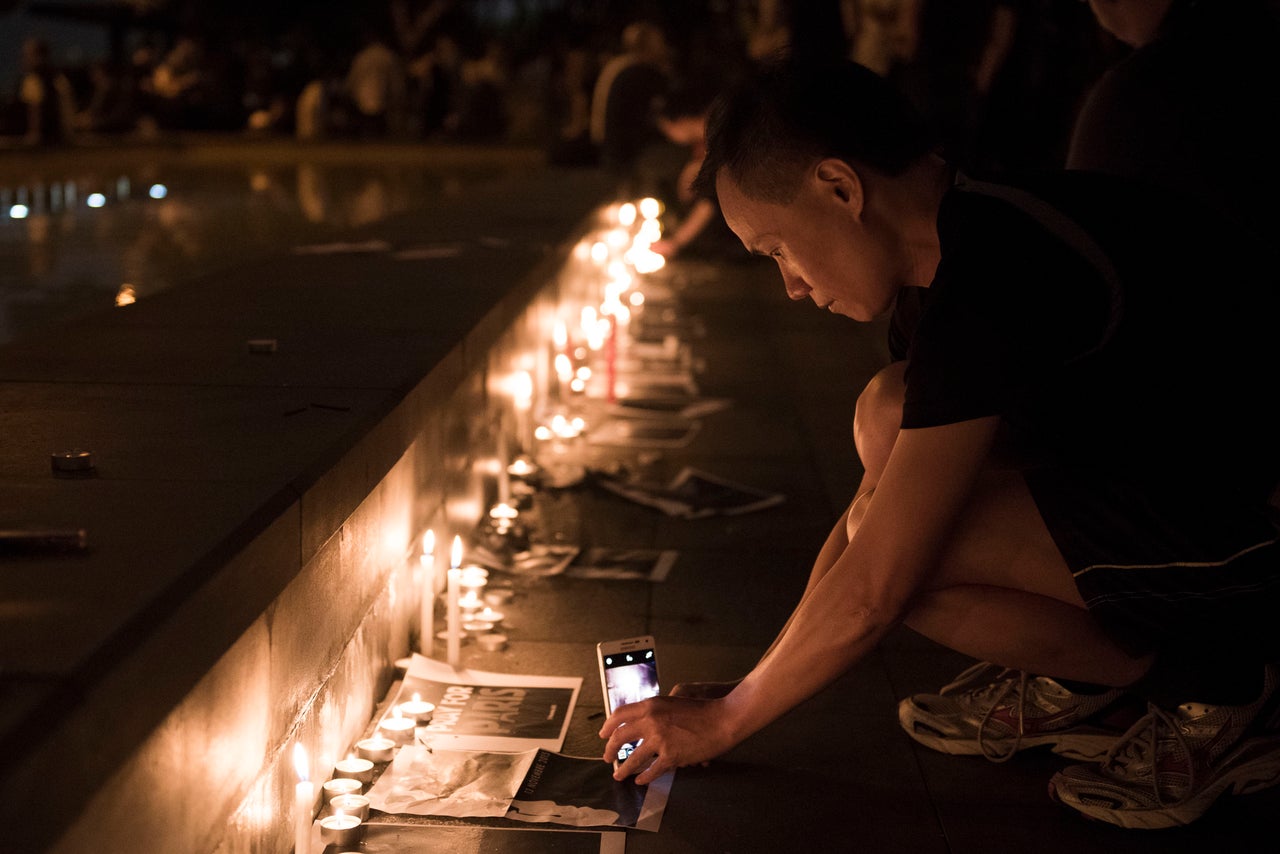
[599,695,735,785]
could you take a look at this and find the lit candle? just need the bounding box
[476,606,505,624]
[322,777,363,800]
[447,535,463,667]
[355,735,396,763]
[333,754,374,784]
[378,709,417,746]
[396,692,436,725]
[489,502,518,522]
[319,813,364,847]
[419,529,435,656]
[328,793,370,821]
[293,744,314,854]
[463,619,495,634]
[507,455,537,479]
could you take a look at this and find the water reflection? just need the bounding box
[0,148,503,347]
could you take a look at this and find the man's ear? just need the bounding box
[814,158,864,218]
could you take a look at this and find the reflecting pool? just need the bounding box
[0,141,543,347]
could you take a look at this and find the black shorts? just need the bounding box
[1026,468,1280,658]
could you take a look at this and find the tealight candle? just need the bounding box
[322,777,364,799]
[333,754,374,784]
[459,565,489,590]
[378,712,417,746]
[328,793,370,821]
[489,502,519,521]
[475,606,505,624]
[356,735,396,763]
[319,813,364,847]
[463,619,495,634]
[508,456,538,478]
[476,632,508,652]
[396,692,435,725]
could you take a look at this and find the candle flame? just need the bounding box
[412,692,422,703]
[422,529,435,556]
[553,320,568,350]
[293,743,309,782]
[450,535,462,569]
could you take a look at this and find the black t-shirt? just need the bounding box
[891,170,1280,500]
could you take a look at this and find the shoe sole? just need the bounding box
[1049,734,1280,829]
[903,720,1119,762]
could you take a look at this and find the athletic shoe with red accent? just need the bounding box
[1048,664,1280,829]
[898,661,1141,762]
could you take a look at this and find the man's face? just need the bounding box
[716,167,899,322]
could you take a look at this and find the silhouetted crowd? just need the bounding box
[4,0,1123,182]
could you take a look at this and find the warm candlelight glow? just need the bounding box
[450,535,462,570]
[554,352,573,382]
[293,744,314,854]
[422,529,435,557]
[489,502,518,520]
[293,742,309,781]
[618,202,636,226]
[512,371,533,410]
[639,197,661,219]
[553,319,568,351]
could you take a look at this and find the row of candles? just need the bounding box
[292,683,442,851]
[290,197,666,851]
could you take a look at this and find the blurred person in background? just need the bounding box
[589,20,675,197]
[19,35,76,146]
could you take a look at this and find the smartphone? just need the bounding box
[596,635,660,767]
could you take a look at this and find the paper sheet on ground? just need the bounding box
[393,654,580,753]
[366,745,672,830]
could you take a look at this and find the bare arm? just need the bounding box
[603,415,1000,782]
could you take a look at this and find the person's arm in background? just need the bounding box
[973,3,1017,95]
[652,198,717,257]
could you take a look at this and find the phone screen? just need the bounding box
[601,645,659,764]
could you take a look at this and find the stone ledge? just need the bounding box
[0,161,611,851]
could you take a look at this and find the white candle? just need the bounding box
[322,777,363,800]
[328,793,370,821]
[496,425,511,504]
[447,535,463,667]
[293,744,313,854]
[476,606,505,624]
[477,632,508,652]
[319,813,364,847]
[396,692,435,725]
[333,754,374,784]
[418,530,435,656]
[378,709,417,745]
[507,456,538,479]
[355,735,396,763]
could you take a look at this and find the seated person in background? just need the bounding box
[599,56,1280,831]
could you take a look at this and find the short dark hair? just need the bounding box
[691,58,936,203]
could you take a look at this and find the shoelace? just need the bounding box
[938,664,1028,764]
[1101,705,1192,809]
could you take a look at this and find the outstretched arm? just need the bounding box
[602,415,1000,783]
